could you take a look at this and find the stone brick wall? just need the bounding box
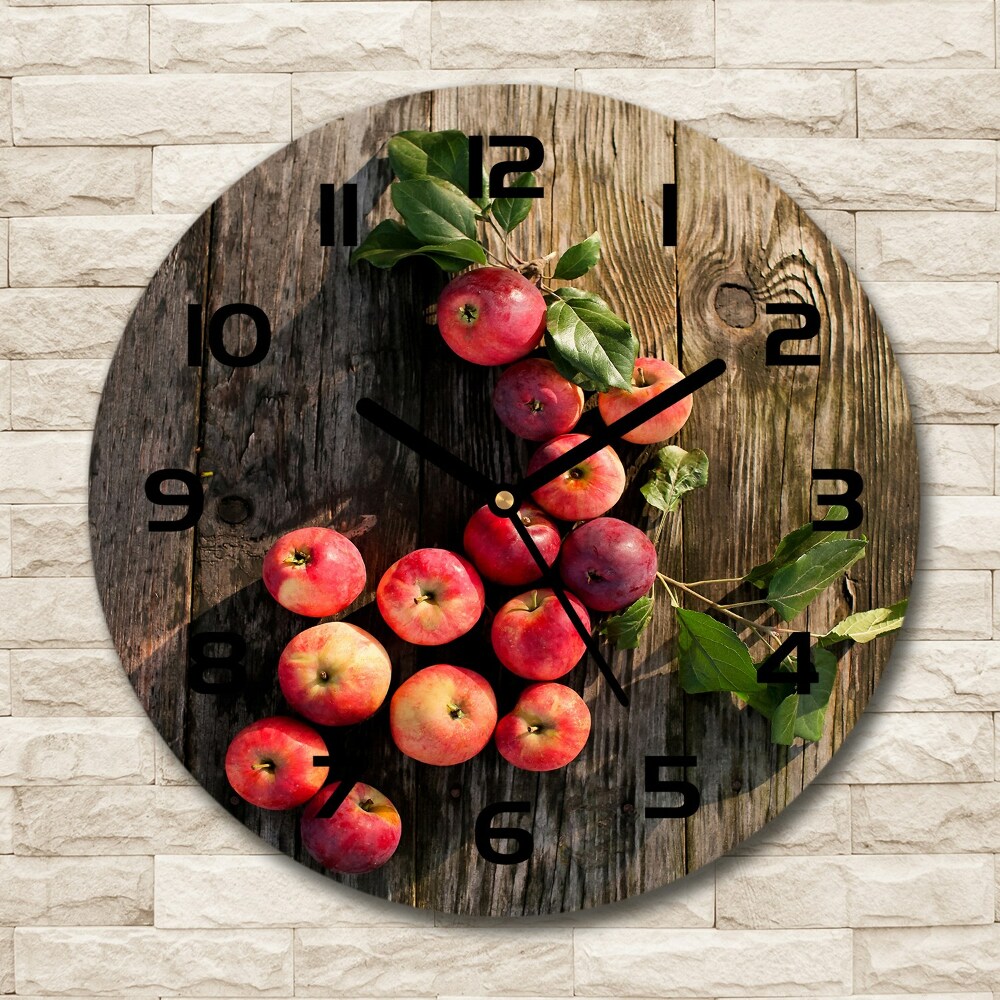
[1,0,998,994]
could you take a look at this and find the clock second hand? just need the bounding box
[505,508,629,707]
[356,397,629,706]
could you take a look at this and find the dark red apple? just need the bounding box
[437,266,545,365]
[492,357,584,440]
[559,517,657,612]
[495,682,591,771]
[491,588,590,680]
[463,503,561,587]
[527,433,626,521]
[224,716,328,810]
[301,781,402,874]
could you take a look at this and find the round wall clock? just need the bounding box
[88,85,919,915]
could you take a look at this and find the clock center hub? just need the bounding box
[494,489,515,511]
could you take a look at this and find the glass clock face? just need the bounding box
[88,85,919,916]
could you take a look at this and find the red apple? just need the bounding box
[262,526,366,617]
[463,503,561,587]
[492,358,584,441]
[527,433,626,521]
[560,517,657,612]
[495,682,591,772]
[597,357,692,444]
[301,781,401,874]
[225,716,328,810]
[437,266,545,365]
[390,664,497,766]
[278,622,391,727]
[376,548,485,645]
[491,588,590,681]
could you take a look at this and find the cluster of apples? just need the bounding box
[223,265,692,876]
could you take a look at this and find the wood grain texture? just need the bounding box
[88,85,919,915]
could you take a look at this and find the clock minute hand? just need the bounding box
[512,358,727,503]
[506,510,629,708]
[356,398,500,499]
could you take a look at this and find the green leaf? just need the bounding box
[599,596,653,650]
[745,506,850,590]
[490,172,536,233]
[350,220,487,271]
[387,130,471,191]
[553,232,601,280]
[769,647,838,744]
[676,608,763,695]
[819,598,908,647]
[641,446,709,515]
[391,177,479,245]
[545,287,638,392]
[766,537,867,621]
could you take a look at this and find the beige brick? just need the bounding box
[717,0,994,68]
[0,717,154,784]
[917,424,993,494]
[0,509,10,577]
[12,649,140,716]
[13,74,291,145]
[854,924,1000,992]
[156,854,432,928]
[0,928,11,994]
[722,137,995,211]
[815,711,993,784]
[0,430,91,502]
[728,783,850,856]
[10,505,92,576]
[0,651,9,715]
[15,927,294,996]
[919,496,1000,567]
[716,853,993,928]
[151,3,429,73]
[10,359,108,430]
[0,855,151,924]
[574,928,851,996]
[0,147,150,217]
[903,569,991,640]
[295,927,573,996]
[154,732,197,785]
[0,361,9,431]
[897,354,1000,422]
[576,68,855,138]
[434,866,716,929]
[860,69,1000,138]
[857,212,1000,281]
[0,6,147,74]
[14,784,277,856]
[0,288,138,358]
[803,209,855,269]
[870,640,1000,712]
[0,787,12,852]
[853,782,1000,852]
[865,281,997,353]
[9,215,196,287]
[0,577,110,647]
[0,220,7,286]
[153,143,282,213]
[292,69,575,137]
[0,80,10,146]
[432,1,714,69]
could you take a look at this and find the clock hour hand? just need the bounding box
[505,508,629,708]
[356,397,500,499]
[512,358,727,504]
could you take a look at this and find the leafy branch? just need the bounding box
[601,456,908,747]
[350,128,639,391]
